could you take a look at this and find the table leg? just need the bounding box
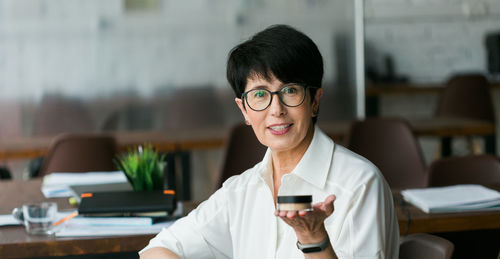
[484,135,496,155]
[441,137,452,157]
[365,95,379,117]
[164,151,191,201]
[164,153,177,191]
[179,151,191,201]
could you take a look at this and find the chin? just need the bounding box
[267,139,296,152]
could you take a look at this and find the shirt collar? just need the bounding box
[258,149,274,188]
[257,126,334,190]
[290,126,334,189]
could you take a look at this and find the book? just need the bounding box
[401,184,500,213]
[69,182,133,203]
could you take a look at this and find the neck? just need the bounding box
[271,125,315,197]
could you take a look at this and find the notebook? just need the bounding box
[401,184,500,213]
[78,190,177,216]
[69,182,133,203]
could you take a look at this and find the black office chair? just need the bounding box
[216,123,267,189]
[38,134,118,177]
[344,117,427,189]
[33,95,95,136]
[29,95,96,177]
[435,74,496,156]
[428,154,500,187]
[399,233,454,259]
[436,74,494,122]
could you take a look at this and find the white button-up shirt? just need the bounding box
[141,127,399,258]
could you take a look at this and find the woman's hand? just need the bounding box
[275,194,336,243]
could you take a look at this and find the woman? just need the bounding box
[140,24,399,259]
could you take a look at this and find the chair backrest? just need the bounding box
[436,74,495,122]
[428,154,500,187]
[34,95,95,136]
[101,104,156,131]
[344,117,427,189]
[161,87,225,131]
[38,134,118,177]
[216,123,267,189]
[399,233,454,259]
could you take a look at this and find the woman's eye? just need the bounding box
[253,90,266,98]
[282,87,297,94]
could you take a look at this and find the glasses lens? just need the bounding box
[246,89,271,110]
[279,84,305,107]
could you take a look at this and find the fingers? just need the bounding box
[275,210,306,218]
[311,194,336,215]
[286,210,298,218]
[325,194,336,204]
[276,210,292,218]
[325,194,336,213]
[298,210,308,217]
[312,194,336,207]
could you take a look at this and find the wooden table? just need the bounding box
[0,179,148,258]
[0,179,200,258]
[1,180,500,258]
[366,81,500,97]
[0,117,495,161]
[394,192,500,235]
[0,127,227,161]
[366,82,499,154]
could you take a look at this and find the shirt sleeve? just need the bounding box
[139,187,233,259]
[331,171,400,259]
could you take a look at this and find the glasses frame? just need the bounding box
[242,83,318,112]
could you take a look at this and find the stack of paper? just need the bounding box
[41,171,128,198]
[56,213,175,237]
[401,184,500,213]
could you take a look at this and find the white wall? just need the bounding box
[0,0,354,101]
[365,0,500,83]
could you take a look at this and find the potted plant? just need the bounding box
[115,144,166,191]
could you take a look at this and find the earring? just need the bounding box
[245,120,250,125]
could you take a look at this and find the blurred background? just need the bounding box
[0,0,499,200]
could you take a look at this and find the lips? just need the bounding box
[268,123,292,135]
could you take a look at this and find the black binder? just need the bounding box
[78,190,176,216]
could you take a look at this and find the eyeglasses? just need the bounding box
[242,83,317,111]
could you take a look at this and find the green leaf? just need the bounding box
[115,144,166,191]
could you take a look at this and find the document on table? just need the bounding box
[41,171,128,198]
[401,184,500,213]
[56,219,175,237]
[67,216,153,226]
[0,214,21,226]
[0,211,77,226]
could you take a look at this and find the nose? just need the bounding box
[268,93,286,117]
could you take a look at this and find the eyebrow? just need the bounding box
[246,84,270,91]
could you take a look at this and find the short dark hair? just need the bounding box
[226,24,324,100]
